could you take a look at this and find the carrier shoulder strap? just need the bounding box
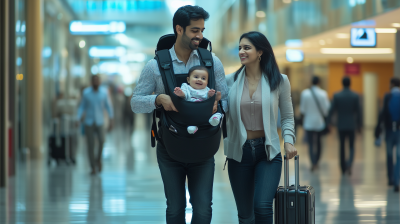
[197,48,215,89]
[155,49,175,95]
[151,49,174,147]
[197,48,228,139]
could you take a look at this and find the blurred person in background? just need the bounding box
[77,75,114,175]
[123,88,135,134]
[300,76,330,171]
[375,77,400,192]
[328,77,362,175]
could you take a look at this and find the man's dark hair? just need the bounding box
[312,76,320,85]
[91,75,100,81]
[342,77,351,87]
[188,65,208,78]
[390,77,400,87]
[173,5,209,37]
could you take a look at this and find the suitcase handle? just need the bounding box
[284,155,300,224]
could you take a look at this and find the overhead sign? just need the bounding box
[286,49,304,62]
[350,28,376,47]
[70,21,126,35]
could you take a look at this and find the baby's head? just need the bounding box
[187,65,209,90]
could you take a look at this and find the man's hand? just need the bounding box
[108,120,114,132]
[212,91,222,114]
[284,142,297,160]
[156,94,178,112]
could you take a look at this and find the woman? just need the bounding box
[224,31,297,224]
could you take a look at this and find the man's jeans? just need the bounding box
[156,143,215,224]
[385,130,400,186]
[228,137,282,224]
[306,131,322,166]
[338,130,355,173]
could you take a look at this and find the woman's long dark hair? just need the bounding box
[234,31,282,91]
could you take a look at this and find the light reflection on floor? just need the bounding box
[1,114,400,223]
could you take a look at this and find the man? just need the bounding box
[375,77,400,192]
[300,76,330,171]
[328,77,362,175]
[77,75,114,175]
[131,6,228,224]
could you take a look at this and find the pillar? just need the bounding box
[363,72,378,128]
[0,0,10,188]
[395,29,400,78]
[26,0,44,159]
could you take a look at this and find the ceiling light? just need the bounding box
[392,23,400,28]
[285,39,302,47]
[319,40,326,45]
[283,0,291,3]
[375,28,397,33]
[347,57,354,63]
[79,40,86,48]
[256,11,266,18]
[320,48,393,54]
[336,33,349,39]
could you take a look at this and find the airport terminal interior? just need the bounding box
[1,0,400,223]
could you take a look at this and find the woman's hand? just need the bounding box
[284,142,297,159]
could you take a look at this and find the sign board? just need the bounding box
[345,64,360,75]
[350,28,376,47]
[70,21,126,35]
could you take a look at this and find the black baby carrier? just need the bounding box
[151,34,227,163]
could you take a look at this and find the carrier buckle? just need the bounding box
[204,60,212,67]
[161,63,170,70]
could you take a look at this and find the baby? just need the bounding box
[174,65,223,134]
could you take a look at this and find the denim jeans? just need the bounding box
[338,130,355,174]
[156,143,215,224]
[306,131,322,166]
[385,130,400,186]
[228,137,282,224]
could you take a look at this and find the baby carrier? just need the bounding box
[151,34,227,163]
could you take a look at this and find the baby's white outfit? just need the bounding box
[181,83,210,102]
[179,83,222,134]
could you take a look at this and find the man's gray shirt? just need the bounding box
[131,46,228,113]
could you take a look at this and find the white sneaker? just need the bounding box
[187,126,198,134]
[209,113,222,126]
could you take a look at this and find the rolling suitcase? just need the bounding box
[48,117,77,165]
[275,155,315,224]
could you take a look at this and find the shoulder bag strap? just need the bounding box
[310,88,326,121]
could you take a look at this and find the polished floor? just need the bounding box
[1,113,400,224]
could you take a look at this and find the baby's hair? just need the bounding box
[188,65,208,78]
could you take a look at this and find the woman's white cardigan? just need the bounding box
[223,68,296,162]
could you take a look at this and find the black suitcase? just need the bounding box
[48,118,77,165]
[275,155,315,224]
[48,135,67,164]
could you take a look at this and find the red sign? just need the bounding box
[345,64,360,75]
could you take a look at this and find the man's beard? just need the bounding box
[183,32,201,50]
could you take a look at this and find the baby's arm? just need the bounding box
[174,87,186,98]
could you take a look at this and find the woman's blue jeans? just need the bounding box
[228,137,282,224]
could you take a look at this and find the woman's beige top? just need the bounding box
[240,77,263,131]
